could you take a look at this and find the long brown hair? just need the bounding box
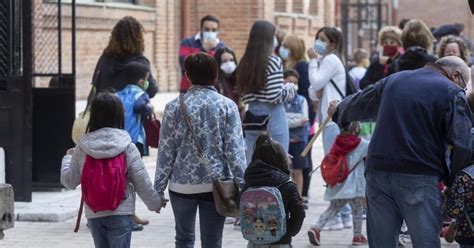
[104,16,145,58]
[236,20,276,95]
[283,34,308,69]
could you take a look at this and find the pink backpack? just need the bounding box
[80,153,127,212]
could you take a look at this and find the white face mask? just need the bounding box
[220,61,237,75]
[202,31,218,42]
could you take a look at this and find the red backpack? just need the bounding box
[321,134,362,187]
[81,153,127,212]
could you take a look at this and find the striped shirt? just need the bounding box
[242,55,296,104]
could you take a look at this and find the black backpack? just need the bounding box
[330,71,358,99]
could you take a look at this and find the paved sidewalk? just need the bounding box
[1,93,458,247]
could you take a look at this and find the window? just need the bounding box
[275,0,287,12]
[95,0,137,3]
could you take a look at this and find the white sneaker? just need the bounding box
[322,218,344,231]
[343,219,353,229]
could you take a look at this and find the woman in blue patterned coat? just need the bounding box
[154,53,246,248]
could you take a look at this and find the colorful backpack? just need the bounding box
[81,153,127,212]
[239,182,289,244]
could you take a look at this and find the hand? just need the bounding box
[156,198,169,214]
[307,47,319,59]
[66,148,75,155]
[327,100,340,116]
[379,56,389,65]
[311,100,319,112]
[349,121,360,134]
[300,117,310,126]
[203,39,217,51]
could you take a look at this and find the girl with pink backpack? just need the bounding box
[61,93,165,248]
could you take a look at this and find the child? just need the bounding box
[116,62,154,157]
[284,69,310,196]
[60,93,164,248]
[444,92,474,248]
[348,49,369,89]
[242,134,306,247]
[307,103,368,246]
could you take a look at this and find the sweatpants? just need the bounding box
[313,197,365,236]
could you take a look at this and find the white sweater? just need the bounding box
[308,54,346,123]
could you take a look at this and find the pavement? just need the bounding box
[0,92,459,247]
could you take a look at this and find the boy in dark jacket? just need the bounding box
[243,134,306,247]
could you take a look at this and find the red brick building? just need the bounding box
[32,0,337,99]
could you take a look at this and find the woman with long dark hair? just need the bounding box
[89,16,158,103]
[213,47,239,104]
[236,20,296,162]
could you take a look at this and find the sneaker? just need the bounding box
[225,217,236,225]
[302,196,310,204]
[322,218,344,231]
[307,228,321,246]
[342,217,353,229]
[352,235,368,246]
[132,224,144,232]
[233,218,241,230]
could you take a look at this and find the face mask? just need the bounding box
[202,31,218,41]
[273,36,278,50]
[314,39,327,55]
[140,80,149,91]
[279,46,289,59]
[220,61,237,75]
[383,45,398,57]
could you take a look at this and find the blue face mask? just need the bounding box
[314,39,327,55]
[279,46,289,59]
[273,36,278,50]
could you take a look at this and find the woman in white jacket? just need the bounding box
[307,27,353,231]
[61,93,163,248]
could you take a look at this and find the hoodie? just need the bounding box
[388,46,437,74]
[243,160,305,245]
[61,127,161,219]
[92,54,158,98]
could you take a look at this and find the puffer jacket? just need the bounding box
[243,160,305,245]
[61,127,161,219]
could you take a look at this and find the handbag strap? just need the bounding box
[330,79,345,99]
[179,94,205,158]
[348,156,365,175]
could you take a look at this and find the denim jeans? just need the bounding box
[170,192,226,248]
[366,169,441,248]
[87,215,133,248]
[460,245,474,248]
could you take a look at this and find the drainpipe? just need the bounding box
[182,0,190,39]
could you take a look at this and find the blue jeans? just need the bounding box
[170,192,226,248]
[245,101,289,164]
[87,215,133,248]
[366,169,441,248]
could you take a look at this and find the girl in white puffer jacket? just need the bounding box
[61,93,164,248]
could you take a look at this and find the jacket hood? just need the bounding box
[244,160,290,188]
[399,46,435,70]
[78,128,131,159]
[103,54,145,75]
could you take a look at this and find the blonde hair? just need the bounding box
[437,35,471,64]
[378,26,402,46]
[282,34,309,69]
[401,19,434,50]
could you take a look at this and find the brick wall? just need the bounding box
[32,0,337,100]
[398,0,473,41]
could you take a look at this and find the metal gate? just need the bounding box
[0,0,76,201]
[341,0,390,59]
[31,0,76,191]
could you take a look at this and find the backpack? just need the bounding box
[321,134,363,187]
[330,71,358,99]
[81,153,127,212]
[239,182,290,244]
